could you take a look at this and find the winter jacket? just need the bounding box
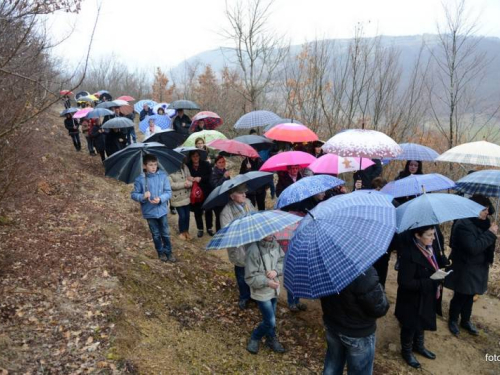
[139,108,154,121]
[244,239,284,302]
[353,159,382,190]
[187,160,213,198]
[105,129,126,157]
[131,170,172,219]
[220,199,256,266]
[89,124,106,152]
[320,267,389,338]
[64,117,79,135]
[210,167,230,189]
[445,218,496,295]
[276,171,303,197]
[173,114,192,136]
[168,165,192,207]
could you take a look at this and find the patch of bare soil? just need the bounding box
[1,109,499,374]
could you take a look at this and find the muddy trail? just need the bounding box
[1,110,499,374]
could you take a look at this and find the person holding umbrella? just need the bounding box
[144,118,162,138]
[192,119,205,133]
[173,109,192,136]
[195,137,212,164]
[105,128,126,157]
[276,165,303,197]
[80,118,95,156]
[239,156,266,211]
[393,160,423,204]
[210,155,231,231]
[64,113,81,151]
[90,119,106,161]
[169,160,194,241]
[139,103,154,121]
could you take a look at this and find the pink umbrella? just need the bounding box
[207,139,259,158]
[260,151,316,172]
[264,123,318,143]
[308,154,375,175]
[73,107,93,119]
[60,90,73,96]
[116,95,135,101]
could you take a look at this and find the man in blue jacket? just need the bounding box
[131,154,176,262]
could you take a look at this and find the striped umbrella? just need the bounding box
[139,115,172,133]
[381,173,455,198]
[392,143,440,161]
[436,141,500,167]
[234,110,281,129]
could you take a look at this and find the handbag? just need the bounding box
[190,181,204,204]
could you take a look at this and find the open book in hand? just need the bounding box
[430,269,453,280]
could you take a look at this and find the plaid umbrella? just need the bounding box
[168,100,200,110]
[134,99,157,114]
[264,118,303,132]
[381,173,455,198]
[284,192,397,298]
[323,129,402,158]
[102,117,135,129]
[139,115,172,133]
[234,110,281,129]
[436,140,500,167]
[183,130,227,147]
[233,135,274,151]
[144,130,187,149]
[206,210,302,250]
[190,111,223,131]
[455,170,500,197]
[396,193,484,233]
[275,175,344,209]
[391,143,440,161]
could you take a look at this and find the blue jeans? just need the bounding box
[323,328,376,375]
[251,298,277,341]
[286,288,300,306]
[146,215,172,257]
[235,265,251,301]
[176,205,190,233]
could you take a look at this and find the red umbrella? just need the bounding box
[60,90,73,96]
[207,139,259,158]
[117,95,135,101]
[264,123,318,143]
[190,111,223,131]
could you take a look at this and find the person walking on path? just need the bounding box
[64,113,81,151]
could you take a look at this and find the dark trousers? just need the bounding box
[373,252,390,288]
[70,133,81,150]
[449,292,474,322]
[248,191,266,211]
[176,205,190,233]
[191,203,213,231]
[214,206,224,231]
[235,265,251,302]
[97,149,106,161]
[84,136,95,154]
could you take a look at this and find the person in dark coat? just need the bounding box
[192,119,206,133]
[210,155,231,231]
[90,121,106,161]
[353,159,382,190]
[276,165,303,197]
[239,157,267,211]
[310,140,325,158]
[64,114,81,151]
[393,160,424,204]
[321,266,389,375]
[187,150,214,237]
[139,103,153,121]
[445,194,497,336]
[173,109,192,136]
[395,225,449,369]
[105,128,126,157]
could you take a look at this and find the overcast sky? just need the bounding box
[48,0,500,71]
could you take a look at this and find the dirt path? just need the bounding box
[1,110,499,374]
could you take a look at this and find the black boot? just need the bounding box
[413,331,436,359]
[401,329,421,369]
[246,339,260,354]
[448,320,460,336]
[265,336,286,353]
[460,320,479,336]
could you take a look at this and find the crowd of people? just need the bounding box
[61,94,497,375]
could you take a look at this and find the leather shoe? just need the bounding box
[448,320,460,336]
[197,230,204,238]
[207,229,215,236]
[246,339,260,354]
[265,337,286,353]
[461,321,479,336]
[414,347,436,359]
[402,351,421,369]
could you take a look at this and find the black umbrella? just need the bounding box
[104,142,185,184]
[168,100,200,110]
[102,117,135,129]
[264,118,303,132]
[234,135,274,151]
[144,130,187,149]
[99,92,113,102]
[174,146,208,160]
[202,171,273,209]
[60,107,79,117]
[75,91,90,100]
[96,101,119,109]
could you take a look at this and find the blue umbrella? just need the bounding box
[139,115,172,133]
[381,173,455,198]
[455,169,500,197]
[134,99,157,114]
[391,143,440,161]
[60,107,78,117]
[396,193,484,233]
[275,175,344,209]
[284,193,396,298]
[206,210,302,250]
[234,110,281,129]
[86,108,114,118]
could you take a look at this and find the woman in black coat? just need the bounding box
[394,160,423,205]
[445,194,498,336]
[64,114,81,151]
[395,225,449,369]
[90,121,106,161]
[239,157,266,211]
[210,155,231,231]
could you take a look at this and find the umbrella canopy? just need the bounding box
[112,99,129,106]
[264,118,303,132]
[104,142,184,184]
[99,92,112,102]
[153,103,177,118]
[183,130,227,147]
[139,115,172,133]
[234,110,281,129]
[284,192,397,298]
[60,107,78,117]
[206,210,302,250]
[190,111,223,131]
[117,95,135,101]
[202,171,273,209]
[275,175,345,209]
[102,117,135,129]
[264,123,318,143]
[60,90,73,96]
[144,130,187,149]
[78,95,98,103]
[308,154,375,175]
[260,151,316,172]
[391,143,440,161]
[435,140,500,167]
[455,169,500,197]
[322,129,402,158]
[207,139,259,158]
[396,193,484,233]
[174,146,208,160]
[75,91,90,100]
[73,107,93,119]
[86,108,114,119]
[381,173,456,198]
[134,99,158,114]
[233,135,274,151]
[119,105,134,115]
[96,101,119,109]
[167,100,200,110]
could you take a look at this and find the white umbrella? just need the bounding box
[322,129,402,158]
[435,140,500,167]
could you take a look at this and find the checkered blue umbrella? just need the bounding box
[455,170,500,197]
[139,115,172,133]
[396,193,484,233]
[391,143,440,161]
[134,99,157,114]
[234,110,281,129]
[275,175,345,209]
[284,193,396,298]
[206,210,302,250]
[381,173,455,198]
